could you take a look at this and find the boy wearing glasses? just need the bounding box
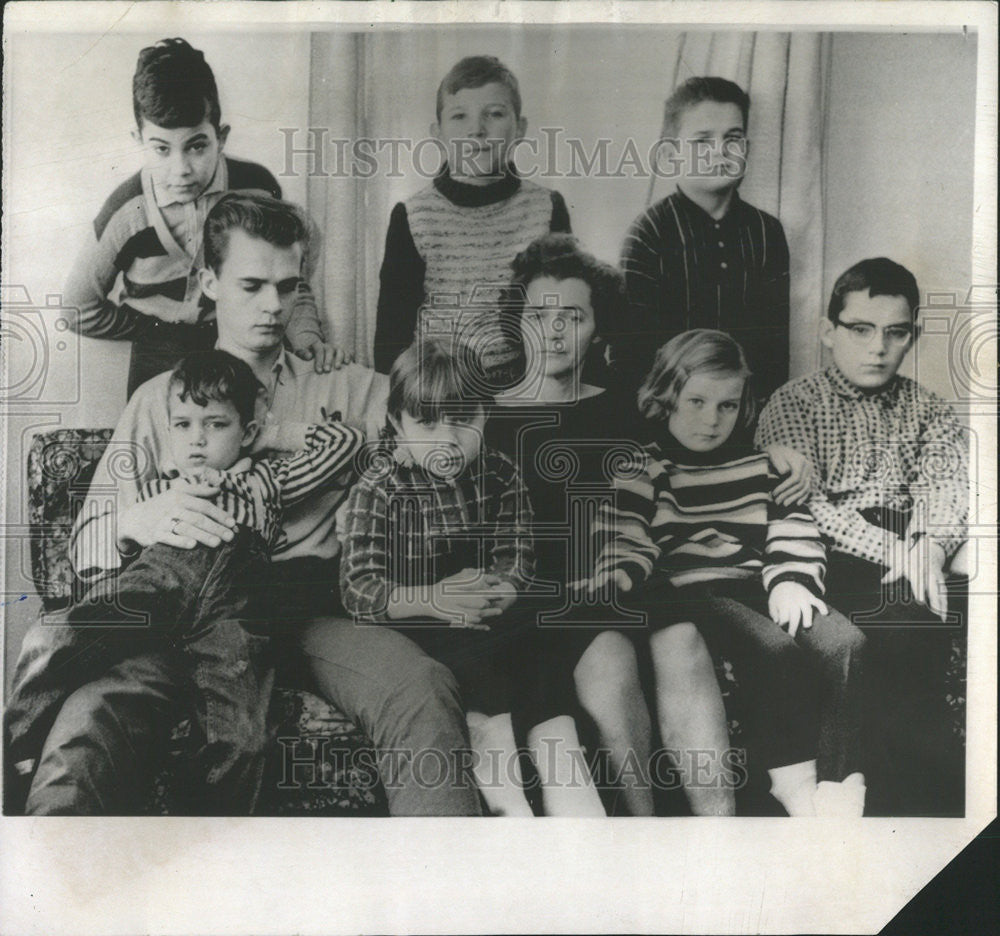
[756,257,969,816]
[617,77,789,399]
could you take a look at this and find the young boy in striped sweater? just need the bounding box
[587,330,868,816]
[64,38,339,397]
[6,351,364,813]
[373,55,571,385]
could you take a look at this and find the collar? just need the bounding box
[433,165,521,207]
[213,343,290,379]
[649,428,755,467]
[149,156,227,209]
[386,438,488,490]
[825,365,901,402]
[672,184,743,225]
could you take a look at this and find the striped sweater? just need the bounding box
[373,168,570,374]
[592,436,826,596]
[64,156,325,350]
[139,421,363,553]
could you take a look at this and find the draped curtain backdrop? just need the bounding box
[306,29,829,379]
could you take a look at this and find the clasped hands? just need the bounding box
[388,568,518,630]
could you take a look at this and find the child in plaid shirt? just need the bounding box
[6,351,363,813]
[340,337,604,815]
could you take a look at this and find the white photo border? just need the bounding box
[1,2,995,934]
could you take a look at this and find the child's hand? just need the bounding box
[882,536,949,621]
[569,569,632,598]
[433,567,503,630]
[767,444,814,506]
[768,581,828,637]
[485,576,518,613]
[295,340,355,373]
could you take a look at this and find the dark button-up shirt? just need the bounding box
[618,187,790,398]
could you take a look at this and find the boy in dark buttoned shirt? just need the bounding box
[617,77,790,399]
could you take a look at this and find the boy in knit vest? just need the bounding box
[373,55,571,385]
[64,38,341,397]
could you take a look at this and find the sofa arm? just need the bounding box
[27,429,114,610]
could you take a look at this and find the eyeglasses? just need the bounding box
[834,320,914,346]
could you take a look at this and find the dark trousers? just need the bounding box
[824,552,967,816]
[623,576,866,782]
[127,318,217,398]
[390,602,584,751]
[6,530,273,814]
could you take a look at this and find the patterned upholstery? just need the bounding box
[24,429,965,814]
[26,429,385,815]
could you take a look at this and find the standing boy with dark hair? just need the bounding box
[756,257,969,815]
[6,349,364,814]
[373,54,571,384]
[64,37,341,397]
[617,76,790,400]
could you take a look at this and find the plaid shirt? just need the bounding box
[755,365,968,563]
[340,447,534,622]
[140,421,364,552]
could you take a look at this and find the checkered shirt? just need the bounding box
[340,447,534,622]
[755,366,968,563]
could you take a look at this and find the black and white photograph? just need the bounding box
[0,1,995,932]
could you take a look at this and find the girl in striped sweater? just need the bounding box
[588,330,868,816]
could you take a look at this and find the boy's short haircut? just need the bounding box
[204,193,309,273]
[168,350,262,426]
[133,37,221,130]
[510,233,625,338]
[436,55,522,120]
[388,336,493,426]
[663,76,750,138]
[638,328,757,431]
[827,257,921,323]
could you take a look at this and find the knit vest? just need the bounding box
[406,179,555,384]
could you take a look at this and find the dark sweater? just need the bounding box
[487,388,644,586]
[618,187,790,399]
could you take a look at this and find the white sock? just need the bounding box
[768,760,818,817]
[814,772,867,817]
